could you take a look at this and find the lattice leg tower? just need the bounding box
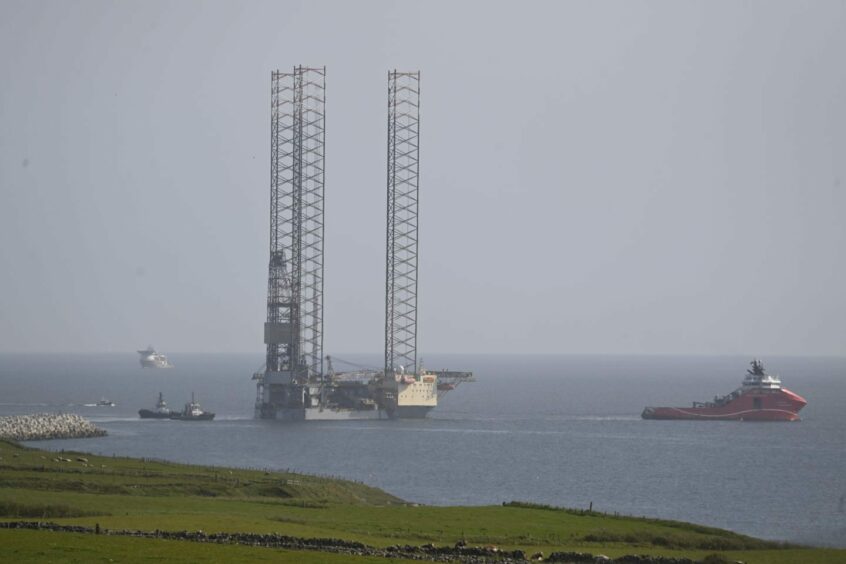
[384,70,421,377]
[298,67,326,380]
[265,66,325,381]
[265,69,296,375]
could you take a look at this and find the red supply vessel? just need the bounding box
[642,359,807,422]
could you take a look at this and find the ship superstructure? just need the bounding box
[642,359,807,422]
[139,392,175,419]
[138,346,173,368]
[171,393,215,421]
[254,67,472,421]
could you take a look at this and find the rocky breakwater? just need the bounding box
[0,413,107,441]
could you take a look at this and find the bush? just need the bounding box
[701,554,730,564]
[0,500,106,518]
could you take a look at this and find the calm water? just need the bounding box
[1,353,844,547]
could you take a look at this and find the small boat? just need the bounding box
[170,393,215,421]
[96,398,116,407]
[642,359,807,422]
[138,392,176,419]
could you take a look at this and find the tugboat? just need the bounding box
[642,359,807,422]
[170,393,215,421]
[137,346,173,368]
[138,392,176,419]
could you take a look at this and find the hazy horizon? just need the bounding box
[3,351,846,360]
[1,1,844,356]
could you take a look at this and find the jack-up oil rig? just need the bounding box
[253,67,473,420]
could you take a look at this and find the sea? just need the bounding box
[1,353,844,548]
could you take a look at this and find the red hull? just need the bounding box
[643,387,807,422]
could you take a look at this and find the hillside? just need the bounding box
[0,440,842,563]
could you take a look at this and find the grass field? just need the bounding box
[0,439,842,563]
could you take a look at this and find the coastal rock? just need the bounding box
[0,413,107,441]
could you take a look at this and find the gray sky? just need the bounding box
[1,0,844,355]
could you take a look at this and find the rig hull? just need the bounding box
[257,406,384,421]
[255,406,434,421]
[254,370,449,421]
[254,383,436,421]
[254,366,473,422]
[390,405,434,419]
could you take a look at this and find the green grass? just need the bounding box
[0,529,416,563]
[1,439,843,563]
[0,500,106,519]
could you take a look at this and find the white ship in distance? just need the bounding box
[137,346,173,368]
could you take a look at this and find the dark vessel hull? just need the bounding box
[138,409,174,419]
[170,412,215,421]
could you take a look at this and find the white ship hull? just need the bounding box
[140,358,173,369]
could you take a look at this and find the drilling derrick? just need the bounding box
[256,66,326,419]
